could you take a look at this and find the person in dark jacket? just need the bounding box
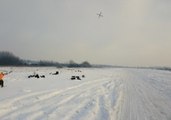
[0,72,5,87]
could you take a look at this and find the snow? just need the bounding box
[0,67,171,120]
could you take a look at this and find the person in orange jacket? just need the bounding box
[0,72,5,87]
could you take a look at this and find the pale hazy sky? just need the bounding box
[0,0,171,66]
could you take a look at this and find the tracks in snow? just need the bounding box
[1,69,171,120]
[119,70,171,120]
[0,75,124,120]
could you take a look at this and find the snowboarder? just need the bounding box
[0,72,5,87]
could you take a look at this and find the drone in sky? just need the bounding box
[97,12,103,18]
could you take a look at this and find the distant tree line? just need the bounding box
[0,51,24,66]
[0,51,92,67]
[67,60,91,68]
[151,67,171,72]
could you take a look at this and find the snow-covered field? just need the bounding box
[0,67,171,120]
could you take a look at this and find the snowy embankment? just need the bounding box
[0,67,171,120]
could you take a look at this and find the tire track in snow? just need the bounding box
[119,69,171,120]
[0,76,123,120]
[1,68,171,120]
[0,77,108,115]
